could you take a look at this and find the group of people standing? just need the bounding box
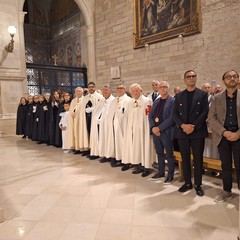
[16,69,240,203]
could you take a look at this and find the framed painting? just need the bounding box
[133,0,201,49]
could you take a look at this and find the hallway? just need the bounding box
[0,136,238,240]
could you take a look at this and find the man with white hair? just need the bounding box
[103,83,131,167]
[122,83,154,177]
[149,81,175,183]
[89,85,115,160]
[68,87,84,153]
[148,80,160,102]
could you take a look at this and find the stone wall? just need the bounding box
[94,0,240,94]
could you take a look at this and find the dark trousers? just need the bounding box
[218,137,240,192]
[178,138,205,186]
[153,132,175,178]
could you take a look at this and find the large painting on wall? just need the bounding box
[133,0,201,49]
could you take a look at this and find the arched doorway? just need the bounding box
[20,0,96,94]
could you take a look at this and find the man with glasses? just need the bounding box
[208,70,240,203]
[103,84,131,167]
[149,81,175,183]
[172,70,209,196]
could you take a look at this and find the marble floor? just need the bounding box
[0,136,239,240]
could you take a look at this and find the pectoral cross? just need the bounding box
[52,54,58,66]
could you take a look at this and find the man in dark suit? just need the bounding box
[149,81,175,184]
[208,70,240,203]
[172,70,209,196]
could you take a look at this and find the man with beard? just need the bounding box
[208,70,240,203]
[172,70,209,197]
[79,82,103,156]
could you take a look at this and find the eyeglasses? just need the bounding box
[224,74,239,80]
[159,86,168,89]
[116,87,124,90]
[185,74,196,79]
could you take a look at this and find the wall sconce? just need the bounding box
[5,26,17,53]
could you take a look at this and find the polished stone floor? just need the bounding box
[0,136,239,240]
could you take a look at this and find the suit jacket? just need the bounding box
[207,89,240,146]
[149,95,175,139]
[172,88,209,139]
[147,92,159,102]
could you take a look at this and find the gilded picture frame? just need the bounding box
[133,0,201,49]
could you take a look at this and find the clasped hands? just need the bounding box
[152,127,161,136]
[223,130,240,141]
[181,123,195,135]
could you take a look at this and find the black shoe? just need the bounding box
[178,183,193,193]
[82,151,90,156]
[89,155,99,160]
[195,186,204,197]
[22,135,26,139]
[99,157,110,163]
[141,170,151,177]
[37,141,44,144]
[121,164,130,171]
[132,168,144,174]
[74,150,81,155]
[110,158,117,167]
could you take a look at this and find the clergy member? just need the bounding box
[122,83,154,177]
[103,83,131,167]
[79,82,103,156]
[68,87,84,154]
[89,85,115,160]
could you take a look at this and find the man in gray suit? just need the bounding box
[208,70,240,203]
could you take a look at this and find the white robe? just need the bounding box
[78,91,103,151]
[105,94,131,160]
[67,96,84,150]
[59,111,69,150]
[90,95,115,157]
[122,95,154,168]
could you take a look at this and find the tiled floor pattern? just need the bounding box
[0,136,239,240]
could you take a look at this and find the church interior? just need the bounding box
[0,0,239,239]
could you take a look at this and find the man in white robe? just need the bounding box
[78,82,103,155]
[89,85,115,160]
[122,83,154,177]
[67,87,84,153]
[103,84,131,167]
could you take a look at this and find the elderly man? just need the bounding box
[208,70,240,203]
[103,83,131,167]
[79,82,103,156]
[172,70,209,196]
[202,83,213,106]
[89,85,115,160]
[122,83,154,177]
[148,80,160,102]
[149,81,175,183]
[68,87,84,154]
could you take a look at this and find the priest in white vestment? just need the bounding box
[67,87,84,153]
[89,85,115,160]
[104,84,131,167]
[122,83,154,177]
[78,82,103,155]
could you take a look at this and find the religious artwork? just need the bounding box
[133,0,201,48]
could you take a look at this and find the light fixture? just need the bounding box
[5,26,17,53]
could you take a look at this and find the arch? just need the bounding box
[74,0,92,27]
[19,0,96,82]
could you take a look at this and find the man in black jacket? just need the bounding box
[172,70,209,196]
